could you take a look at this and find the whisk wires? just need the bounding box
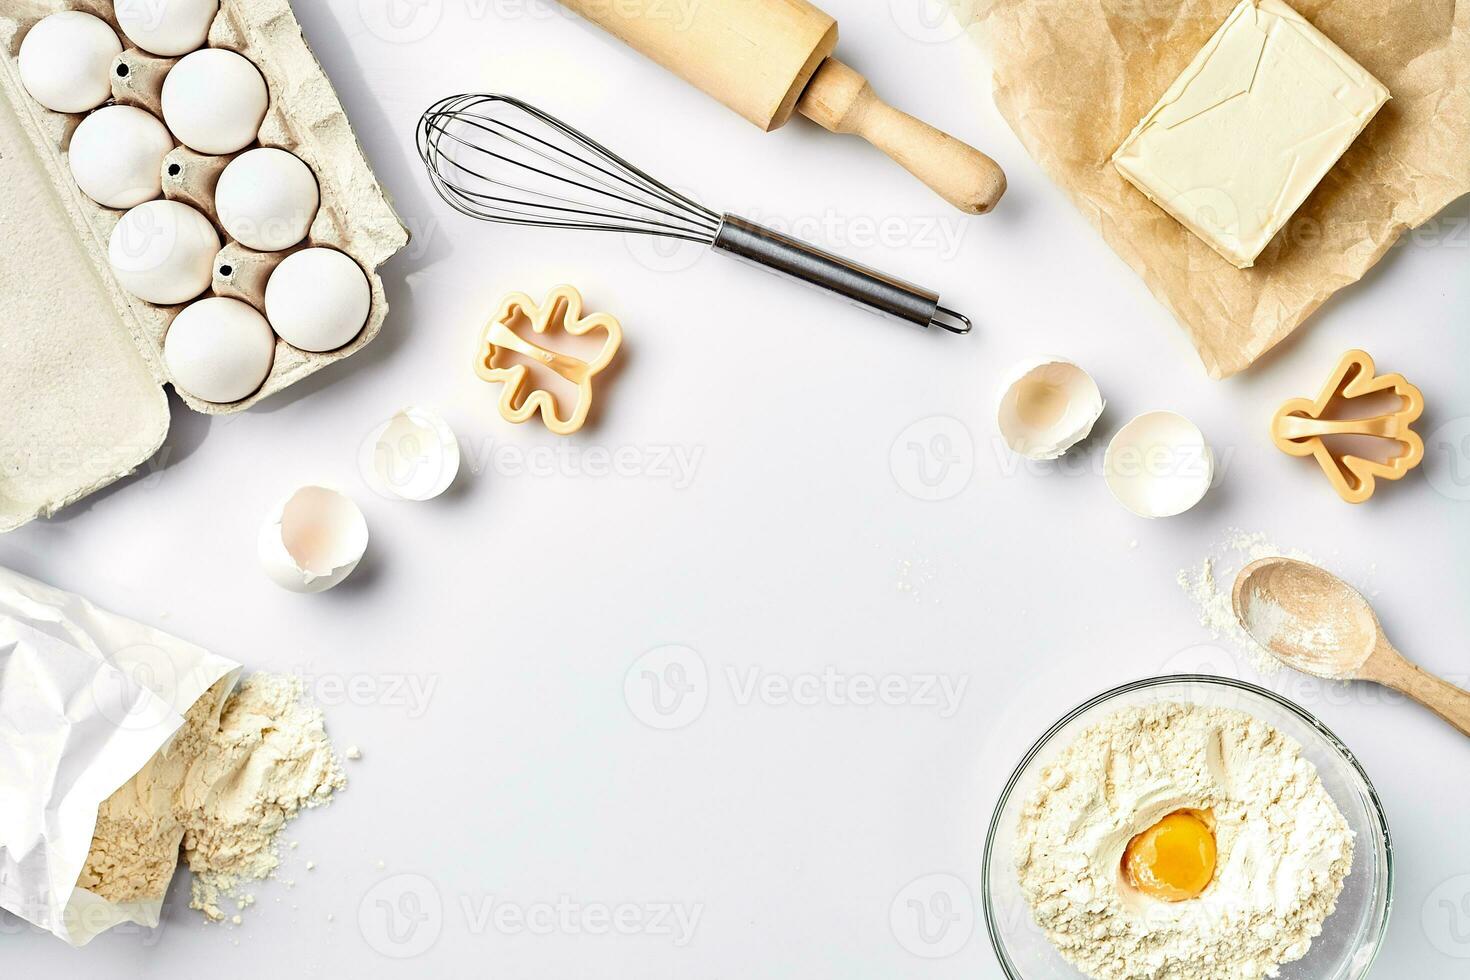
[417,94,722,244]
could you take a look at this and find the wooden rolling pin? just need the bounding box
[559,0,1006,215]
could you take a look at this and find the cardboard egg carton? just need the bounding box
[0,0,408,532]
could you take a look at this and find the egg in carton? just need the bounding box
[0,0,408,531]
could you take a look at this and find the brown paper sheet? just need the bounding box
[955,0,1469,377]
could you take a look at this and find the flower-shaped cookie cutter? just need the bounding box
[1271,349,1424,504]
[474,285,622,435]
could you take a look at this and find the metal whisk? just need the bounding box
[417,94,972,334]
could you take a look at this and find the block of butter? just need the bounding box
[1112,0,1389,269]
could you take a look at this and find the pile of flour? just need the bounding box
[77,674,346,921]
[1016,702,1353,980]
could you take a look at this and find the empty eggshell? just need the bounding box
[163,297,276,403]
[215,148,320,251]
[1104,411,1214,518]
[360,407,461,501]
[258,486,369,593]
[17,11,122,113]
[265,247,370,351]
[108,199,221,305]
[160,48,268,154]
[997,357,1104,460]
[69,105,175,209]
[117,0,220,56]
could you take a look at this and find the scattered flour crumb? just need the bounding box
[1177,529,1318,674]
[345,745,362,760]
[896,557,939,604]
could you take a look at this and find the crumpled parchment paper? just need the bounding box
[0,566,238,945]
[955,0,1469,377]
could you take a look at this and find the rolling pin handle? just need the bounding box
[797,58,1006,215]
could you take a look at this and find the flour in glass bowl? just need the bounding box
[1015,702,1353,980]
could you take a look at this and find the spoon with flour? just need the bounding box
[1233,557,1470,738]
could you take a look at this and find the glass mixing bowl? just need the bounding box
[983,675,1393,980]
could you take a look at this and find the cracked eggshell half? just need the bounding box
[1105,411,1214,518]
[258,486,368,593]
[997,357,1104,460]
[360,407,461,501]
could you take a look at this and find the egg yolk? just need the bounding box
[1122,809,1217,902]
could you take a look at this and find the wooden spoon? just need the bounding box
[1233,557,1470,737]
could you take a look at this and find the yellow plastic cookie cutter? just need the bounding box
[1271,349,1424,504]
[474,285,622,435]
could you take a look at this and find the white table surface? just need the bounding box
[4,0,1469,976]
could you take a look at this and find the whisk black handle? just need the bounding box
[711,215,971,335]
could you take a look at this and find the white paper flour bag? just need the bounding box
[0,566,238,945]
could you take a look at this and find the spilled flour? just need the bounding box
[1176,530,1317,673]
[77,674,345,921]
[1016,703,1353,980]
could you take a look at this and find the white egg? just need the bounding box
[160,48,267,154]
[997,357,1105,460]
[258,486,369,593]
[17,11,122,113]
[68,105,175,209]
[163,297,276,403]
[215,148,320,251]
[117,0,219,56]
[108,199,220,305]
[1104,411,1215,518]
[264,247,370,351]
[359,407,461,501]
